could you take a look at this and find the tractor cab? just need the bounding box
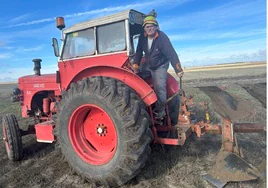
[52,9,178,100]
[53,9,144,64]
[52,10,148,92]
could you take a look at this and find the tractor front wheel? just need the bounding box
[58,77,153,186]
[2,114,23,161]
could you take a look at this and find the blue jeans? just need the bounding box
[138,63,169,114]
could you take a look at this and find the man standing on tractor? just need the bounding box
[133,10,184,119]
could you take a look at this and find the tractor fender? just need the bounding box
[69,66,157,106]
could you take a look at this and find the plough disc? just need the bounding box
[198,86,263,187]
[203,150,260,188]
[199,86,253,121]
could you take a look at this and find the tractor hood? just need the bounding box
[19,73,57,84]
[17,73,61,118]
[18,73,60,95]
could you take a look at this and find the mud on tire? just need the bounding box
[2,114,23,161]
[57,76,153,186]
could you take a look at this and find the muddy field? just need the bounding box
[0,65,266,188]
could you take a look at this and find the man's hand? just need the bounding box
[175,64,183,77]
[177,71,184,78]
[132,64,139,71]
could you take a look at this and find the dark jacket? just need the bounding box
[134,30,182,73]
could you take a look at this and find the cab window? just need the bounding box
[97,21,126,54]
[62,28,95,59]
[129,22,143,55]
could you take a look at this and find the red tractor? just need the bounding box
[2,9,264,187]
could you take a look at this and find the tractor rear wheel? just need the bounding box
[2,114,23,161]
[58,77,153,186]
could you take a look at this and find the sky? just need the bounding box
[0,0,266,82]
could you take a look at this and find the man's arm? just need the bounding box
[160,32,183,74]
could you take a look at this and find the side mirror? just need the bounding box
[52,38,59,57]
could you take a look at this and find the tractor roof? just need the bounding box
[64,9,145,34]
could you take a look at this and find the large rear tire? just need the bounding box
[58,77,153,186]
[2,114,23,161]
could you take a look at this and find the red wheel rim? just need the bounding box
[68,104,117,165]
[2,125,11,158]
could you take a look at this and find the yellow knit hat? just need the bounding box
[143,15,158,27]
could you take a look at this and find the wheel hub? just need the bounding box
[96,124,107,136]
[69,104,117,165]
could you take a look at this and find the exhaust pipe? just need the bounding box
[33,59,42,76]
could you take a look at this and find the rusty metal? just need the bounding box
[177,127,187,145]
[191,124,202,139]
[155,138,180,145]
[221,118,234,152]
[173,87,263,187]
[203,118,261,187]
[199,86,254,121]
[233,123,264,133]
[203,124,222,134]
[154,124,192,145]
[201,122,264,134]
[178,94,191,125]
[205,150,260,188]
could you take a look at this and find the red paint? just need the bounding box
[73,66,157,106]
[166,73,179,96]
[50,102,57,113]
[58,52,129,89]
[43,98,51,114]
[18,74,60,117]
[2,125,11,158]
[35,121,55,143]
[68,104,117,165]
[155,138,180,145]
[58,53,157,106]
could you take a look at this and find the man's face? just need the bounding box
[144,24,157,37]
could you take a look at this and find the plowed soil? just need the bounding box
[0,65,266,188]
